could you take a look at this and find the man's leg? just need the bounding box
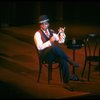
[60,59,74,91]
[51,44,79,67]
[41,47,56,63]
[41,46,74,91]
[60,59,69,83]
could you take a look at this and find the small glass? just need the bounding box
[72,38,76,44]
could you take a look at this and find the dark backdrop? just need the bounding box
[0,1,100,26]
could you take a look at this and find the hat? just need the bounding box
[39,15,49,24]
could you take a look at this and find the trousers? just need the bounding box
[40,44,70,83]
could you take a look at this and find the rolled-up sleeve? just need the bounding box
[34,31,52,51]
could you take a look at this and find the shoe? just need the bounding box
[70,74,79,81]
[63,83,74,91]
[68,59,79,68]
[73,62,79,68]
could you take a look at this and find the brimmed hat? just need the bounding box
[39,15,49,24]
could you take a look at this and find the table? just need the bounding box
[66,39,84,81]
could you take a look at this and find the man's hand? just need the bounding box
[58,27,66,34]
[58,27,66,43]
[50,36,56,43]
[59,33,66,39]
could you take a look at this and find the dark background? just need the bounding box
[0,1,100,26]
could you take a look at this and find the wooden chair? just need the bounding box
[81,33,100,81]
[34,43,62,84]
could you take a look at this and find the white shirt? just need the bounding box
[34,29,66,51]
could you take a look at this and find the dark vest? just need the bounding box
[38,29,54,43]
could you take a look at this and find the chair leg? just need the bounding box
[59,65,62,82]
[48,64,52,84]
[99,62,100,76]
[81,60,87,78]
[37,64,42,83]
[88,62,91,81]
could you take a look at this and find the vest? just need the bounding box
[38,29,54,43]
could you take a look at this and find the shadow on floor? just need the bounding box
[0,81,34,99]
[67,94,100,100]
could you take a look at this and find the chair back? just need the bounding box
[33,39,41,64]
[84,33,100,57]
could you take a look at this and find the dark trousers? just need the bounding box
[40,44,70,83]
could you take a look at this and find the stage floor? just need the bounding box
[0,24,100,99]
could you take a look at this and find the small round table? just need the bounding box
[66,39,84,81]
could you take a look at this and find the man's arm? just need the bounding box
[34,31,52,51]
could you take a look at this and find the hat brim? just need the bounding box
[39,19,49,24]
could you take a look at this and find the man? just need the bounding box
[34,15,79,91]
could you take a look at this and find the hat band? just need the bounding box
[39,19,49,23]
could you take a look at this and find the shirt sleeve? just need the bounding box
[34,31,52,51]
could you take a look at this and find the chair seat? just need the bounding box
[86,56,100,62]
[41,58,60,64]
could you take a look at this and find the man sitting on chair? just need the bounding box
[34,14,79,91]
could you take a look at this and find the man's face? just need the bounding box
[40,22,49,30]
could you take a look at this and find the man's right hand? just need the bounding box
[50,36,56,43]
